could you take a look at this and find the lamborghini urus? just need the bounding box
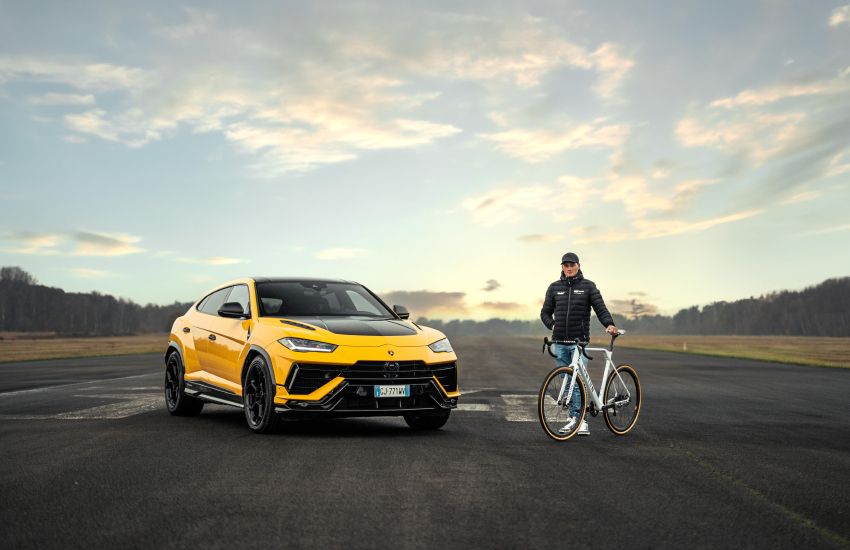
[164,278,460,433]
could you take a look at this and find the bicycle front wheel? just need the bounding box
[602,365,642,435]
[538,366,586,441]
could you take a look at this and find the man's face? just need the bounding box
[562,262,579,277]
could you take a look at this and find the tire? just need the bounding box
[602,365,642,435]
[243,356,280,434]
[538,365,586,441]
[164,351,204,416]
[404,409,451,430]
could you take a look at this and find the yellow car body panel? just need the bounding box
[167,278,460,416]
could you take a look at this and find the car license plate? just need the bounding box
[374,385,410,398]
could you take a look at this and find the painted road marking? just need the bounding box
[501,394,537,422]
[456,403,492,412]
[0,389,548,422]
[0,374,155,397]
[0,393,162,420]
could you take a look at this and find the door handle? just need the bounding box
[182,327,190,333]
[208,334,216,341]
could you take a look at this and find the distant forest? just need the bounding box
[0,267,191,336]
[420,277,850,338]
[0,266,848,337]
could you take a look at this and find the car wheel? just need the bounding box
[404,409,451,430]
[243,356,280,434]
[164,351,204,416]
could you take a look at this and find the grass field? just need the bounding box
[613,334,850,369]
[0,334,167,363]
[0,333,848,368]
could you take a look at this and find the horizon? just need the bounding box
[2,264,844,323]
[2,2,849,320]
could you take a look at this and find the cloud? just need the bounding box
[804,223,850,235]
[518,234,561,243]
[313,248,366,260]
[2,230,145,256]
[482,279,501,292]
[70,268,114,279]
[574,208,763,244]
[26,93,95,106]
[676,112,804,164]
[462,176,594,226]
[478,301,525,312]
[609,298,660,318]
[379,290,467,317]
[2,231,62,255]
[830,5,850,27]
[0,55,154,92]
[480,119,630,162]
[71,232,144,256]
[0,7,637,175]
[710,73,850,109]
[679,68,850,205]
[590,43,634,100]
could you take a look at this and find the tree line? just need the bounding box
[1,266,848,337]
[424,277,850,338]
[0,267,191,336]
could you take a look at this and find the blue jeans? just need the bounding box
[554,344,586,418]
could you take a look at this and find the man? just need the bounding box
[540,252,617,436]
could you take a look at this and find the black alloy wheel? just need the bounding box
[164,351,204,416]
[243,357,280,434]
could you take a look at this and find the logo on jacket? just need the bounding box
[573,290,585,294]
[557,291,566,295]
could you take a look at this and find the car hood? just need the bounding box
[287,317,417,337]
[256,316,447,347]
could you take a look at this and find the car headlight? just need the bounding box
[428,338,453,353]
[278,337,337,353]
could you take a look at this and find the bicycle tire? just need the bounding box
[602,364,642,435]
[538,365,586,441]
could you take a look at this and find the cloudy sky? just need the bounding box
[1,1,849,321]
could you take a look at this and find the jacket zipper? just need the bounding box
[564,278,573,340]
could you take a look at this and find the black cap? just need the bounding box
[561,252,579,264]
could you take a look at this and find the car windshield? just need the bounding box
[256,281,394,318]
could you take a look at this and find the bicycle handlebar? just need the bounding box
[542,330,626,359]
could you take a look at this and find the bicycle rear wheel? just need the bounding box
[538,366,586,441]
[602,365,642,435]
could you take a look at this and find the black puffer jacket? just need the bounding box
[540,270,615,341]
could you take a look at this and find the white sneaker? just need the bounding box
[577,420,590,436]
[557,417,577,435]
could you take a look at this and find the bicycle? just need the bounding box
[537,330,642,441]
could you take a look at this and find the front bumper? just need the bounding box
[273,360,459,416]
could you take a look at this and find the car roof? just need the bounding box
[251,277,358,285]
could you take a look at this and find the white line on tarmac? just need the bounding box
[456,403,492,412]
[0,395,163,420]
[501,394,537,422]
[0,373,156,398]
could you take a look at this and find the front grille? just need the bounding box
[286,361,457,394]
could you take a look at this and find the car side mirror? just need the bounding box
[393,305,410,319]
[218,302,248,319]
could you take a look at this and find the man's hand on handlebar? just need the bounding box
[606,325,618,335]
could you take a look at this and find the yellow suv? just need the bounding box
[164,278,460,433]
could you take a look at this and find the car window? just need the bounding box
[256,281,393,317]
[227,285,251,315]
[198,287,232,315]
[345,290,382,315]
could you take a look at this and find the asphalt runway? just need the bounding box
[1,336,849,549]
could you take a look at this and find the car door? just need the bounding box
[192,286,233,384]
[204,283,252,392]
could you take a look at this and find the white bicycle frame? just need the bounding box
[556,344,631,412]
